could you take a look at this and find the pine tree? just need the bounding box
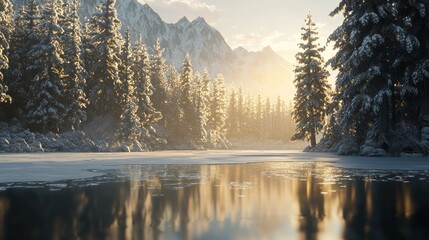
[132,36,161,129]
[255,94,263,139]
[119,28,133,107]
[292,13,330,148]
[237,88,244,135]
[178,56,195,142]
[208,74,226,143]
[82,19,97,99]
[25,0,40,31]
[62,0,88,130]
[0,0,12,103]
[117,29,141,142]
[165,66,181,142]
[226,89,239,138]
[273,97,283,140]
[55,0,66,27]
[4,6,25,110]
[87,0,123,118]
[193,72,209,146]
[263,97,272,139]
[241,94,254,138]
[327,1,429,154]
[7,1,41,118]
[150,39,168,119]
[25,0,65,132]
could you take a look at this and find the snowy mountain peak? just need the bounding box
[140,3,161,19]
[262,46,275,54]
[176,16,190,27]
[234,47,250,55]
[192,17,207,24]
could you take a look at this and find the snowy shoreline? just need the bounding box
[0,150,428,184]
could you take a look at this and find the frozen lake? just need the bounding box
[0,150,429,183]
[0,151,429,239]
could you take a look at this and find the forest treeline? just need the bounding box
[0,0,294,149]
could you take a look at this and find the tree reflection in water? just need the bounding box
[0,163,429,240]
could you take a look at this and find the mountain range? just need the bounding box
[13,0,294,99]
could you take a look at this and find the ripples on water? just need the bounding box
[1,162,429,240]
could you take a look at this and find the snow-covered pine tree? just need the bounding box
[328,1,428,154]
[241,94,254,138]
[0,0,13,43]
[272,97,283,140]
[25,0,65,133]
[292,13,330,148]
[24,0,40,32]
[255,94,263,139]
[178,56,195,142]
[81,19,97,100]
[237,88,244,136]
[4,6,25,111]
[118,28,133,108]
[86,0,123,118]
[226,89,239,138]
[62,0,88,131]
[132,36,161,129]
[208,74,227,143]
[192,72,209,146]
[150,39,168,120]
[0,0,12,103]
[164,65,181,142]
[117,29,141,142]
[410,2,429,122]
[55,0,66,27]
[263,97,272,139]
[7,1,41,118]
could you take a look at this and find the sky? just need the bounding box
[140,0,343,64]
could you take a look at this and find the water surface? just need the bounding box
[1,162,429,240]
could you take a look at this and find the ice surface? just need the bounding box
[0,150,428,185]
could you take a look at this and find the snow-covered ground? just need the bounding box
[0,150,428,183]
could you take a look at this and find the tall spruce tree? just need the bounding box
[150,39,168,119]
[82,19,97,100]
[25,0,65,132]
[8,0,41,118]
[165,66,181,142]
[263,97,272,139]
[118,28,133,108]
[132,36,161,129]
[117,29,141,142]
[178,56,195,142]
[62,0,88,130]
[208,74,226,143]
[241,94,254,138]
[193,72,209,145]
[4,6,25,111]
[226,89,239,138]
[327,0,429,154]
[0,0,12,103]
[255,94,263,138]
[237,88,244,133]
[87,0,123,118]
[292,13,329,148]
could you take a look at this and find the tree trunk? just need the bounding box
[310,129,316,148]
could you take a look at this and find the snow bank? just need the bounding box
[313,128,429,157]
[0,121,220,153]
[0,122,112,153]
